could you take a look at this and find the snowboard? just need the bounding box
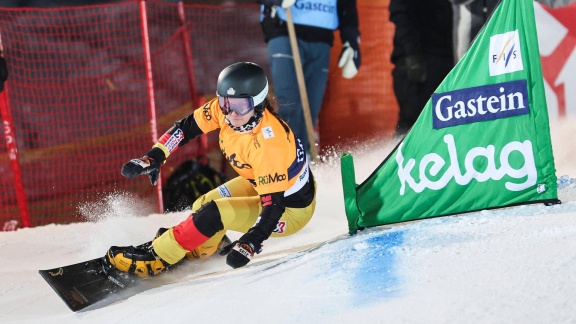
[39,255,142,312]
[39,243,300,312]
[40,233,351,312]
[38,236,194,312]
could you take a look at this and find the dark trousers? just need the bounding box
[267,36,331,151]
[392,55,453,136]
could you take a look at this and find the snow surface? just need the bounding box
[1,118,576,323]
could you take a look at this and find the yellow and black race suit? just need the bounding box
[147,98,316,264]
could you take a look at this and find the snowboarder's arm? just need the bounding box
[221,192,286,268]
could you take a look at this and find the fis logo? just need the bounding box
[489,30,524,76]
[262,126,274,139]
[432,80,529,129]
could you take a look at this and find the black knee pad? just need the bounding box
[193,201,224,238]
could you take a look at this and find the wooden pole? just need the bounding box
[285,7,319,162]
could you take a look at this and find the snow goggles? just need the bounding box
[217,96,254,116]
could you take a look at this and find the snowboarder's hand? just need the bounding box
[121,156,160,186]
[221,231,264,269]
[224,242,255,269]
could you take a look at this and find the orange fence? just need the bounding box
[0,1,397,229]
[322,3,397,149]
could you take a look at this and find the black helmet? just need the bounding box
[216,62,268,107]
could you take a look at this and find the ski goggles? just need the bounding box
[217,96,254,116]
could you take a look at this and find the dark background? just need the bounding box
[0,0,126,7]
[0,0,254,8]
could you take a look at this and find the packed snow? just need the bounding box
[1,118,575,323]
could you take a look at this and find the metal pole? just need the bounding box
[0,33,31,227]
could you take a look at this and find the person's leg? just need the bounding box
[191,176,258,212]
[194,184,317,257]
[182,177,259,259]
[268,36,308,149]
[393,54,453,137]
[392,64,421,136]
[186,196,260,260]
[149,177,253,262]
[110,180,316,276]
[269,193,316,239]
[301,40,330,137]
[155,176,317,262]
[155,177,258,261]
[419,54,453,109]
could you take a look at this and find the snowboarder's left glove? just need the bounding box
[121,156,160,186]
[220,230,264,269]
[338,26,361,79]
[224,242,255,269]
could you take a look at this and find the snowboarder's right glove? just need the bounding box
[121,156,160,186]
[256,0,295,8]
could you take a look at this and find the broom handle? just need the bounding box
[285,7,319,162]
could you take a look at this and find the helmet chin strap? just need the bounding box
[225,110,263,133]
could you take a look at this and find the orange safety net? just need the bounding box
[321,3,397,151]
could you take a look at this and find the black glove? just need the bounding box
[121,156,160,186]
[338,26,361,79]
[224,242,255,269]
[220,230,264,269]
[256,0,295,7]
[404,55,427,83]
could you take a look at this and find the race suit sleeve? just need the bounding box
[242,191,287,250]
[145,99,221,164]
